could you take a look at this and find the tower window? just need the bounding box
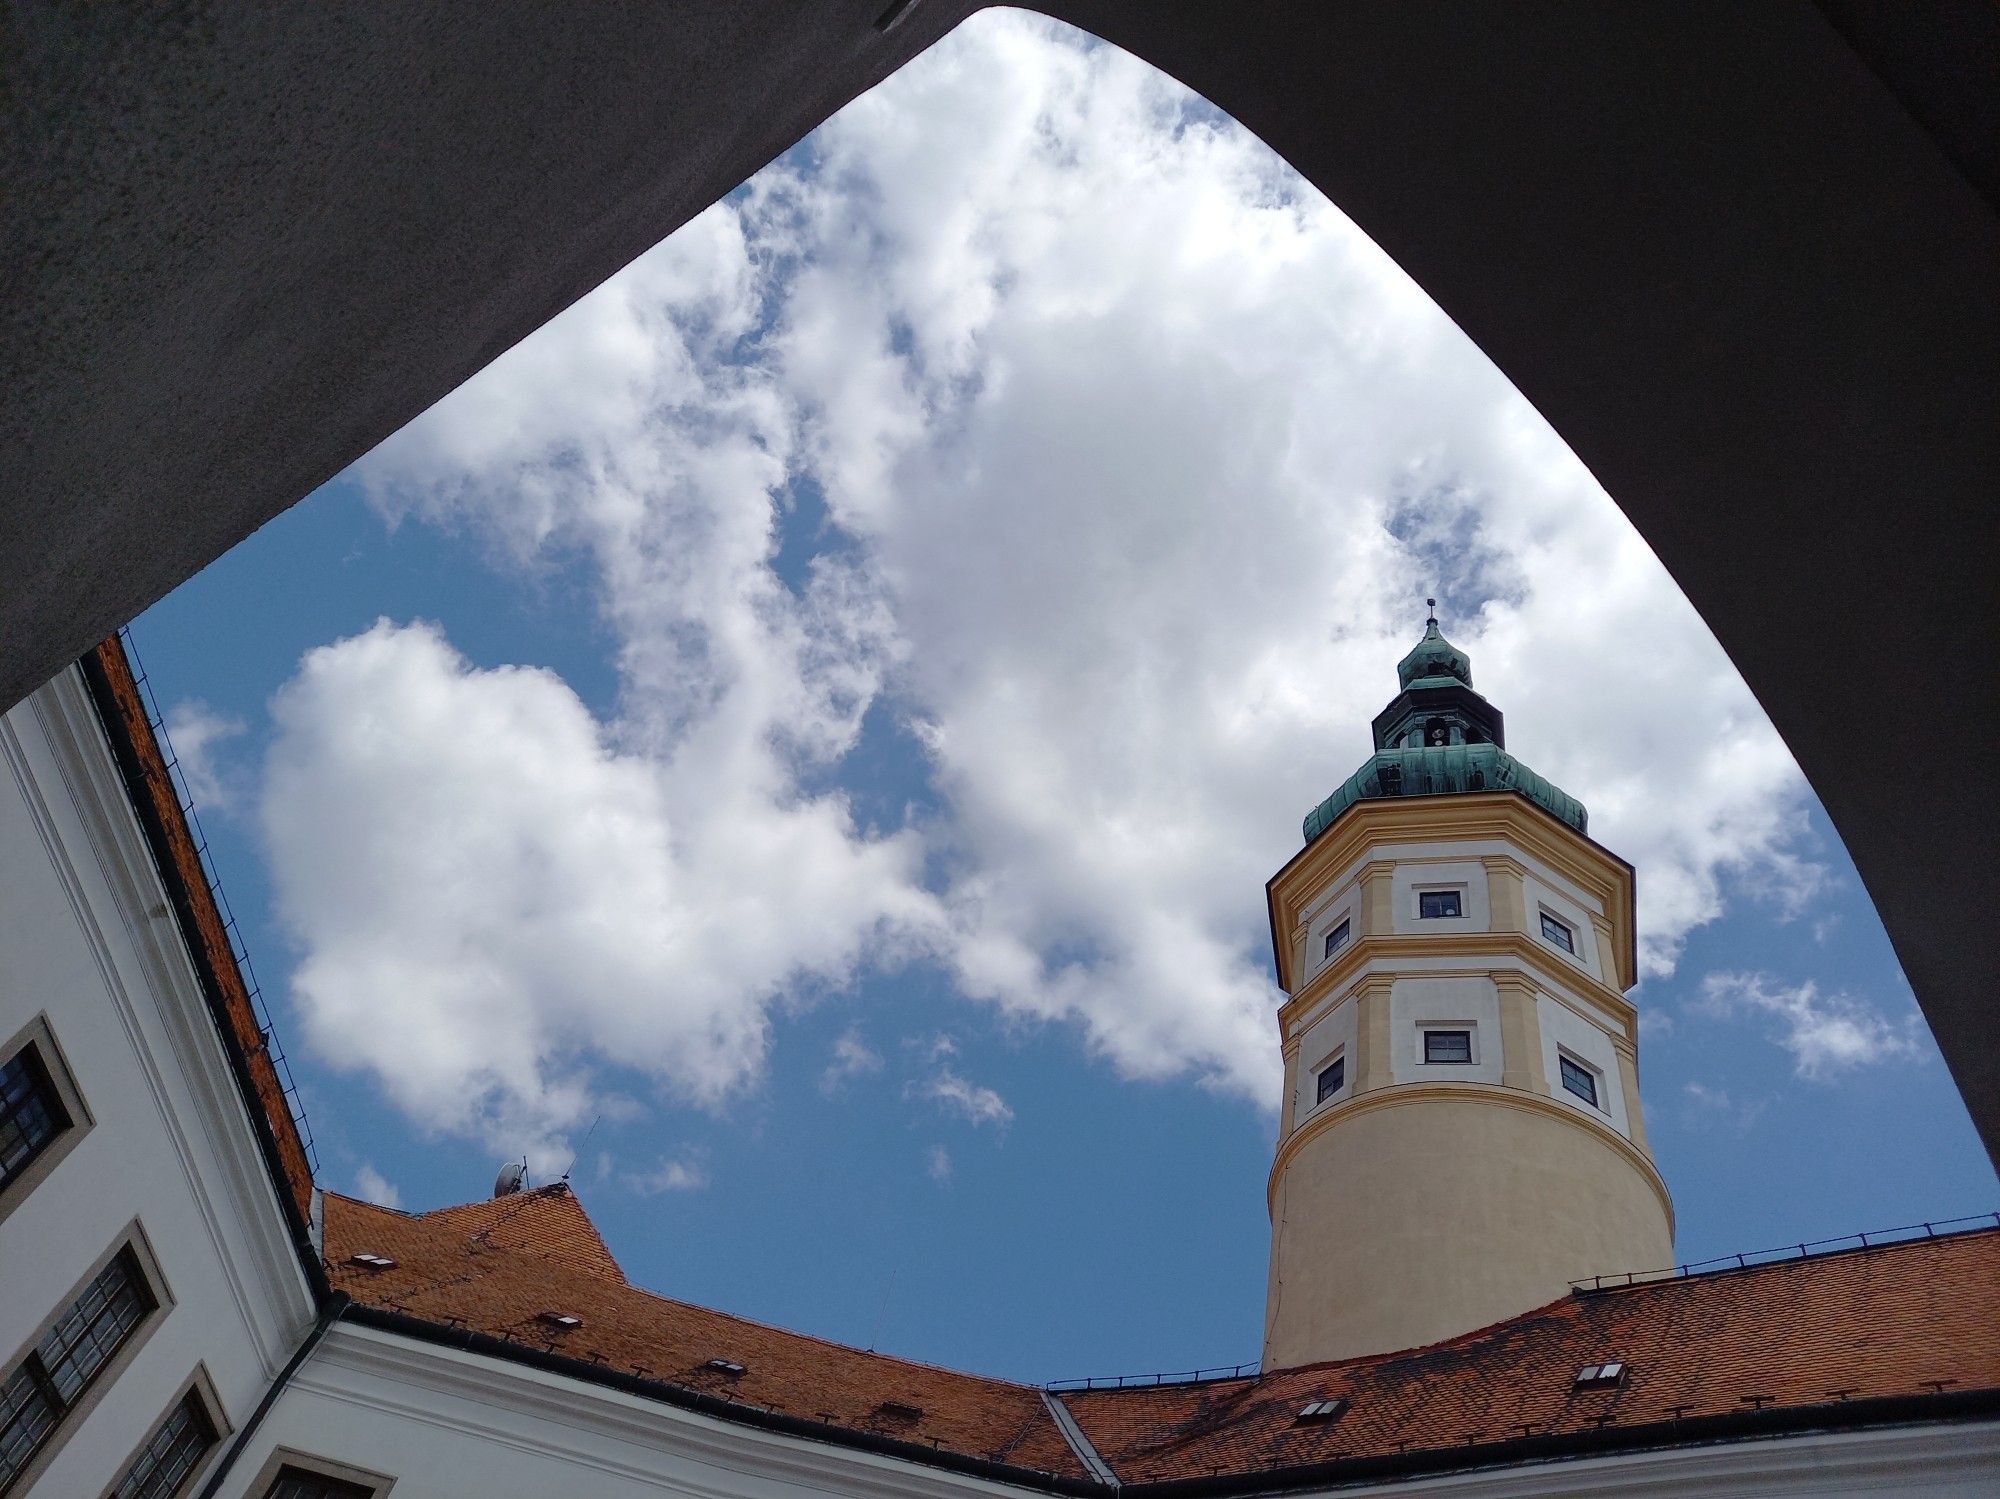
[1315,1054,1345,1104]
[1423,1029,1473,1064]
[1418,889,1462,919]
[1539,912,1576,954]
[1559,1055,1601,1108]
[1321,919,1351,961]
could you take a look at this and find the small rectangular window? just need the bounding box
[0,1247,157,1490]
[1559,1055,1600,1108]
[1423,1029,1473,1064]
[1539,912,1576,953]
[110,1389,217,1499]
[1315,1055,1345,1104]
[263,1468,376,1499]
[1418,889,1462,919]
[0,1045,71,1192]
[1321,919,1351,961]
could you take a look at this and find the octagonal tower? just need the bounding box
[1262,610,1673,1367]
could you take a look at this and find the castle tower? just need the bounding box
[1262,609,1673,1367]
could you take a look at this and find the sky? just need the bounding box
[131,12,1991,1384]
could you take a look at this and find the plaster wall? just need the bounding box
[1388,977,1502,1085]
[1388,857,1489,935]
[1537,993,1631,1139]
[1520,872,1606,983]
[1293,994,1357,1130]
[1264,1097,1672,1367]
[0,672,313,1496]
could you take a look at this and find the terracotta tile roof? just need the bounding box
[80,637,317,1229]
[1059,1225,2000,1482]
[329,1186,1998,1489]
[324,1187,1088,1478]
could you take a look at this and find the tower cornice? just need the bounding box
[1267,792,1637,993]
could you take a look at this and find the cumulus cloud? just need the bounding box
[282,12,1823,1144]
[164,700,246,813]
[1680,1080,1767,1133]
[1693,972,1922,1080]
[822,1028,886,1094]
[260,620,933,1162]
[352,1162,403,1210]
[926,1144,953,1183]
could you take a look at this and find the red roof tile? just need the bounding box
[1059,1226,2000,1481]
[324,1188,1087,1478]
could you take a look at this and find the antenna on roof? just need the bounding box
[494,1158,528,1198]
[558,1116,603,1185]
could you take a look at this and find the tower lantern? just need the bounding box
[1263,610,1672,1367]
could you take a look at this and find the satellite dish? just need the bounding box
[493,1160,527,1198]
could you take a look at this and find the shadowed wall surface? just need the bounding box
[3,3,1995,1152]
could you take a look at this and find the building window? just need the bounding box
[0,1247,156,1490]
[1321,919,1351,961]
[263,1466,376,1499]
[1418,889,1462,919]
[109,1389,217,1499]
[1315,1055,1345,1104]
[1423,1029,1473,1064]
[1539,912,1576,954]
[0,1044,71,1194]
[1559,1055,1601,1108]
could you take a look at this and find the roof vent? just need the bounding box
[1574,1361,1626,1389]
[877,1400,924,1423]
[346,1252,396,1270]
[537,1311,583,1329]
[494,1160,528,1197]
[705,1358,746,1377]
[1296,1398,1349,1423]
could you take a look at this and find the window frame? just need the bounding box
[1421,1027,1475,1065]
[1320,917,1352,963]
[0,1224,172,1498]
[1314,1052,1346,1106]
[101,1366,229,1499]
[1538,910,1577,955]
[1416,888,1464,920]
[0,1015,94,1229]
[241,1449,396,1499]
[1557,1051,1602,1110]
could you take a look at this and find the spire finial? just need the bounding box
[1425,596,1438,628]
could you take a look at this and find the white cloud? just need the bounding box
[911,1064,1013,1128]
[164,700,245,813]
[822,1028,885,1094]
[1693,972,1923,1081]
[289,11,1825,1137]
[623,1153,709,1195]
[1680,1080,1766,1132]
[352,1162,402,1210]
[926,1143,953,1182]
[260,619,934,1163]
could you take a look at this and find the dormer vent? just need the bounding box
[1296,1398,1349,1423]
[705,1358,746,1376]
[347,1252,396,1270]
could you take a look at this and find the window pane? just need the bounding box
[1424,1030,1472,1064]
[265,1465,376,1499]
[0,1365,60,1490]
[1539,912,1575,953]
[1560,1056,1599,1107]
[110,1390,216,1499]
[1316,1056,1345,1104]
[0,1045,71,1187]
[1322,919,1350,960]
[36,1249,152,1401]
[1418,890,1462,919]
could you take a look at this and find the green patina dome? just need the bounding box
[1303,612,1587,843]
[1396,618,1472,691]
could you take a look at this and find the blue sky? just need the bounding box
[131,13,1990,1385]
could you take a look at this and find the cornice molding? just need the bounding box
[1280,933,1638,1035]
[1267,1081,1675,1231]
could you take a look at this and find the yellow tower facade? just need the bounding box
[1262,615,1673,1368]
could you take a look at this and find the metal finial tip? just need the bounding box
[1425,597,1438,625]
